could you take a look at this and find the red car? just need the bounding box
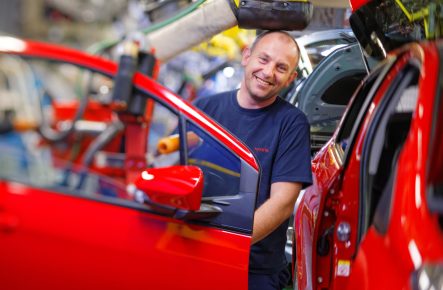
[292,38,443,289]
[0,36,261,289]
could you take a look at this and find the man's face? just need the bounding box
[241,32,299,103]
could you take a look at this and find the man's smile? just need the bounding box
[254,74,274,87]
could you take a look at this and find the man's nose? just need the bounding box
[262,63,274,76]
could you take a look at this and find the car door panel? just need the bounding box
[0,181,250,290]
[295,142,343,289]
[296,48,419,289]
[328,51,417,290]
[349,43,443,290]
[0,37,259,290]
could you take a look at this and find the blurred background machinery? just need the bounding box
[0,0,351,46]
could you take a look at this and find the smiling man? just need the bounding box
[194,30,312,290]
[239,31,299,108]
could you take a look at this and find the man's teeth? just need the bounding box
[256,76,272,85]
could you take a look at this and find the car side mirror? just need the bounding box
[134,165,204,211]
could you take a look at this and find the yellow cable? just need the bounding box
[189,159,241,177]
[395,0,413,21]
[424,18,430,38]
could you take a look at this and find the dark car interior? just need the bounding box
[285,43,378,154]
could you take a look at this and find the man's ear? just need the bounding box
[241,47,251,66]
[285,71,298,87]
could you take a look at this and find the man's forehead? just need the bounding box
[256,32,297,48]
[253,39,298,62]
[253,34,298,55]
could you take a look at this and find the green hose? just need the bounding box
[87,0,207,55]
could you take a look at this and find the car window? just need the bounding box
[360,62,419,235]
[0,138,129,198]
[185,121,241,198]
[146,102,180,168]
[303,38,355,69]
[0,55,142,206]
[334,70,379,159]
[335,57,396,163]
[145,102,243,199]
[119,82,256,231]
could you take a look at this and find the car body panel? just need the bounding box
[347,42,443,290]
[286,41,379,153]
[295,41,443,289]
[295,142,342,290]
[0,37,260,289]
[295,29,356,78]
[0,181,251,290]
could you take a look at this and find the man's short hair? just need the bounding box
[250,30,300,54]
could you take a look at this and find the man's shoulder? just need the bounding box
[276,97,309,125]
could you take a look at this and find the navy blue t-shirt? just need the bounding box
[194,90,312,274]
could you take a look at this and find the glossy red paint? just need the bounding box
[0,181,250,290]
[294,41,443,289]
[349,0,369,12]
[53,100,115,123]
[327,51,414,290]
[0,36,118,75]
[124,122,149,183]
[135,166,204,211]
[0,37,259,289]
[346,42,443,290]
[295,142,342,290]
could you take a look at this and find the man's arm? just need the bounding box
[251,181,302,245]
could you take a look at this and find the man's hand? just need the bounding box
[251,181,302,245]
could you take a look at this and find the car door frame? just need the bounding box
[0,37,260,290]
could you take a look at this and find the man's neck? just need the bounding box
[236,88,277,109]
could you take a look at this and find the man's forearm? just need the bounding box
[251,182,302,245]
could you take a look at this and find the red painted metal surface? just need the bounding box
[346,42,443,290]
[135,166,204,211]
[0,37,257,289]
[124,122,149,183]
[0,181,250,290]
[295,41,443,289]
[349,0,369,12]
[295,142,342,290]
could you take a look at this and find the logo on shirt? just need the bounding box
[254,147,269,153]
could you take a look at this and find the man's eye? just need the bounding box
[278,66,288,73]
[259,57,267,63]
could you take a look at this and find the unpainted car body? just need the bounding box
[287,42,378,153]
[295,29,356,80]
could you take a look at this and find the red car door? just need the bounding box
[296,41,443,290]
[295,45,415,289]
[294,57,396,289]
[325,47,420,290]
[0,38,260,290]
[347,41,443,290]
